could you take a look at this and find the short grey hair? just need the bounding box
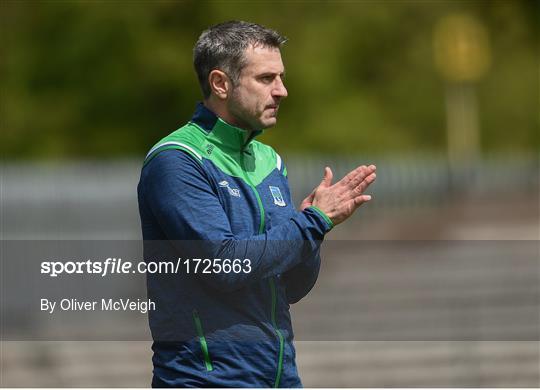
[193,21,287,99]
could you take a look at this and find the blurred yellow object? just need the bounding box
[434,13,491,83]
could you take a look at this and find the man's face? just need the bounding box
[226,45,288,131]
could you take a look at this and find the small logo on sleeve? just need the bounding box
[269,186,286,207]
[219,180,241,198]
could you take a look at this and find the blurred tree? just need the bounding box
[0,0,538,160]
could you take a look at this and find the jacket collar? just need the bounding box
[190,102,263,151]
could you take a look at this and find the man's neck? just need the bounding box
[203,99,253,136]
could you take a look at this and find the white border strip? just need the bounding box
[276,154,282,171]
[145,141,202,161]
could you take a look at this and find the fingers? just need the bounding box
[340,165,365,187]
[306,190,315,201]
[353,194,372,206]
[354,172,376,195]
[342,164,376,189]
[351,164,376,188]
[320,166,333,188]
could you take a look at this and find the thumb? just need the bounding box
[320,166,333,188]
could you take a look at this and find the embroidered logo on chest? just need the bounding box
[218,180,241,198]
[269,186,286,207]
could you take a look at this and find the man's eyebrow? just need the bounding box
[257,71,286,77]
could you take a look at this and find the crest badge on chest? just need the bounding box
[269,186,286,207]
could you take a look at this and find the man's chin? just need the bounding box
[260,117,277,129]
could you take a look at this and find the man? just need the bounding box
[137,21,376,387]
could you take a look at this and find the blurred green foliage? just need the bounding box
[1,0,538,160]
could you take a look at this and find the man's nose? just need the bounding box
[272,78,288,98]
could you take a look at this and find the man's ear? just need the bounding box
[208,70,231,100]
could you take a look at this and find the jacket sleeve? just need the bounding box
[282,248,321,304]
[280,166,323,304]
[139,149,332,292]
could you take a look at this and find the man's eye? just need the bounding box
[260,76,274,83]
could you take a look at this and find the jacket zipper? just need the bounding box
[269,277,284,387]
[192,309,213,371]
[241,150,284,388]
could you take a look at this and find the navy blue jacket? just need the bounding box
[137,104,333,387]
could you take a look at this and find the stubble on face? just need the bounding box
[226,45,287,132]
